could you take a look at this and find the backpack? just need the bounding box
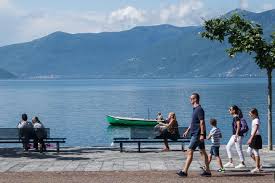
[234,118,249,135]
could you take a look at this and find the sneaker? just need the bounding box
[200,171,212,177]
[250,168,260,173]
[199,165,206,171]
[217,168,225,173]
[235,163,246,169]
[224,162,234,168]
[177,170,188,177]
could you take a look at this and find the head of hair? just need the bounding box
[33,116,41,123]
[210,118,217,126]
[157,112,161,115]
[169,112,176,121]
[22,113,28,121]
[250,108,259,117]
[192,93,200,102]
[231,105,243,118]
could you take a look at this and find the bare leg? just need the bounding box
[216,156,223,169]
[255,156,260,169]
[208,154,212,164]
[200,149,210,172]
[182,149,194,173]
[251,154,256,161]
[163,138,169,150]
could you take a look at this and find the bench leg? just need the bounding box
[56,142,60,153]
[120,142,123,152]
[138,142,141,152]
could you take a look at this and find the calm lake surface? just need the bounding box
[0,78,274,147]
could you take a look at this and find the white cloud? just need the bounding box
[159,0,205,26]
[108,6,146,30]
[240,0,249,9]
[0,0,212,46]
[0,0,11,9]
[262,3,273,11]
[109,6,145,23]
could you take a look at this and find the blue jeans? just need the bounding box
[210,146,220,156]
[188,135,205,151]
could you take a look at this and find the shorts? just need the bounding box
[249,135,262,149]
[247,147,260,157]
[188,135,205,151]
[210,146,220,156]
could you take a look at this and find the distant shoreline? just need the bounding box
[0,76,270,81]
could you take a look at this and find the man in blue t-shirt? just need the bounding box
[177,93,211,177]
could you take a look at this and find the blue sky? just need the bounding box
[0,0,274,46]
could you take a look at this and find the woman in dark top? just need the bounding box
[157,112,179,151]
[224,105,246,169]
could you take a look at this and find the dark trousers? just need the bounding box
[33,136,46,151]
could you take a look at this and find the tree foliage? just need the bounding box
[201,14,275,70]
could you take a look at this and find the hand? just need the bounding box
[183,131,188,137]
[200,135,204,141]
[247,138,252,145]
[234,136,238,142]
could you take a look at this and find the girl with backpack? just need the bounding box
[224,105,247,169]
[247,108,262,173]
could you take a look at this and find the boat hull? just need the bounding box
[107,115,158,126]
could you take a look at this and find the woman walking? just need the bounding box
[247,108,262,173]
[224,105,246,169]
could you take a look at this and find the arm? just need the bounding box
[234,120,240,141]
[157,121,168,126]
[206,133,212,140]
[199,119,206,141]
[183,126,190,137]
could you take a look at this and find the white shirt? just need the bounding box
[33,122,44,128]
[251,118,260,135]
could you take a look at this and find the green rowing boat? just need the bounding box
[107,115,158,126]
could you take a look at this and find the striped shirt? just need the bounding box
[209,127,222,146]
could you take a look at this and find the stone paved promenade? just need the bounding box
[0,145,275,173]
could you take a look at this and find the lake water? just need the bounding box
[0,78,274,147]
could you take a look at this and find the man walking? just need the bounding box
[177,93,211,177]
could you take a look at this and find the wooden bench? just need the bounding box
[113,127,191,152]
[0,128,66,152]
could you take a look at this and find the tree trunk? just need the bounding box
[267,68,273,150]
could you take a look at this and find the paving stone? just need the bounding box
[100,161,114,171]
[0,162,18,172]
[150,161,167,170]
[84,161,103,171]
[0,145,274,172]
[63,161,80,171]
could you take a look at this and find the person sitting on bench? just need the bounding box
[32,116,46,153]
[157,112,180,151]
[17,113,33,151]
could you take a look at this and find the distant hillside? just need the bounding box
[0,68,16,79]
[0,9,274,79]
